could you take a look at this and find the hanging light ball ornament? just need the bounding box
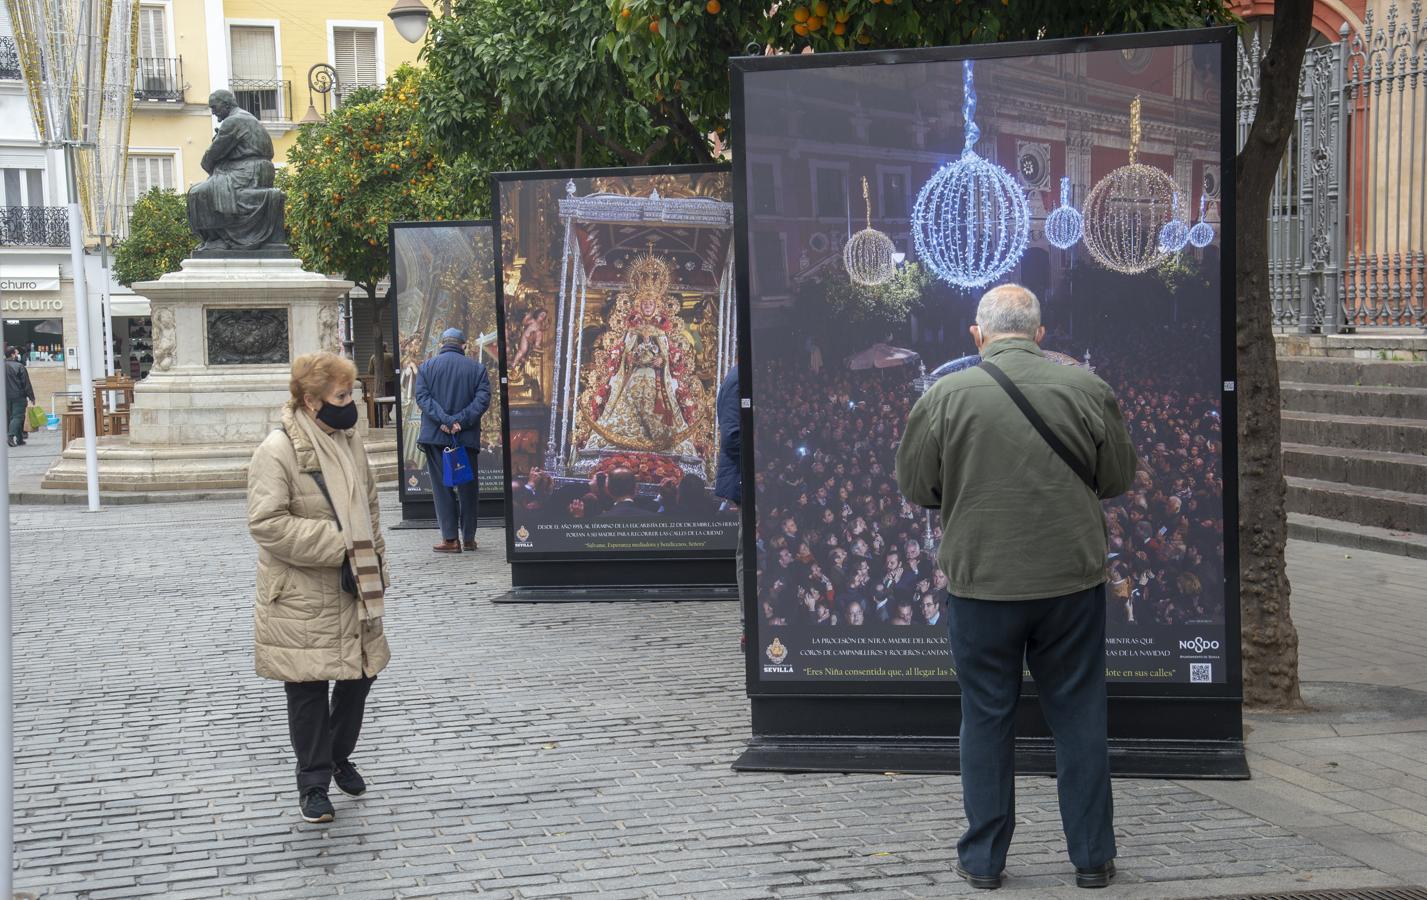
[1082,96,1178,274]
[844,175,896,286]
[1188,193,1216,248]
[1044,175,1084,250]
[911,59,1030,290]
[1159,191,1190,254]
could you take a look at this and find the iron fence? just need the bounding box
[0,206,70,247]
[135,56,183,102]
[1241,1,1427,331]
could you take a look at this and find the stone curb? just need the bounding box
[1289,511,1427,560]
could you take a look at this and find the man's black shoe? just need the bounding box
[299,787,335,823]
[334,761,366,797]
[955,864,1003,890]
[1075,860,1115,889]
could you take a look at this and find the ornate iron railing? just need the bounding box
[0,206,70,247]
[135,56,183,102]
[229,78,292,123]
[0,35,21,80]
[1241,2,1427,331]
[335,81,382,107]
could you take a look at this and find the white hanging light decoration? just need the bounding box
[1159,190,1190,254]
[1188,193,1216,248]
[844,175,896,286]
[1082,96,1178,274]
[1044,175,1083,250]
[911,59,1030,289]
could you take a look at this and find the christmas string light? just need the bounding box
[844,175,896,286]
[1082,96,1178,274]
[1044,175,1083,250]
[1159,190,1190,254]
[1188,193,1215,248]
[911,59,1030,289]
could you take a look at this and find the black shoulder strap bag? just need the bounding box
[979,360,1098,494]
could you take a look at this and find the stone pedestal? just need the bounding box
[42,257,395,492]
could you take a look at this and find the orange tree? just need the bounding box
[282,65,482,344]
[422,0,1234,171]
[113,189,199,286]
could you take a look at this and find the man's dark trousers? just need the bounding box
[7,398,27,444]
[945,583,1115,875]
[285,676,375,792]
[421,444,479,542]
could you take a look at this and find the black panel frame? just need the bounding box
[729,27,1243,775]
[490,164,741,594]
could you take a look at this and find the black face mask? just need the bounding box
[316,400,359,431]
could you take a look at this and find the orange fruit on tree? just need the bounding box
[794,22,808,35]
[706,0,720,12]
[835,9,849,22]
[793,6,809,22]
[649,18,659,32]
[856,32,871,44]
[620,6,630,17]
[807,14,822,29]
[833,21,846,34]
[813,0,828,15]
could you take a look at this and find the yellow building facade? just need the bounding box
[127,0,422,206]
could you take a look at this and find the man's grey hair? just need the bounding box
[975,284,1041,339]
[208,89,238,110]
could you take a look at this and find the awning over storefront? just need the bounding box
[0,264,61,293]
[109,295,151,318]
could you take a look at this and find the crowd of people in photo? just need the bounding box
[753,320,1226,631]
[510,466,733,522]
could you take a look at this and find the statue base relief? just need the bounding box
[42,256,397,493]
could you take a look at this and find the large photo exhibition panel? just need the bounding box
[496,168,740,560]
[738,37,1232,692]
[391,222,504,503]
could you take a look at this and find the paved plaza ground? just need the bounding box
[7,429,1427,898]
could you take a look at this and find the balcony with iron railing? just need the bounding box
[0,34,21,81]
[0,207,70,248]
[135,57,184,103]
[230,79,293,123]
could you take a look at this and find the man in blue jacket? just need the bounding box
[414,328,491,553]
[715,365,742,600]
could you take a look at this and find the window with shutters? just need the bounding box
[125,155,175,207]
[1,168,46,208]
[332,26,380,106]
[136,6,182,101]
[229,25,283,120]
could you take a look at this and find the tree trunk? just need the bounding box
[1236,0,1314,711]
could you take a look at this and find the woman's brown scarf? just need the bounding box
[289,407,385,621]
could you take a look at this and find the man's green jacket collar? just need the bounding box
[981,338,1044,361]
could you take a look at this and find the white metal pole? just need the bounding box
[65,149,101,511]
[1,319,14,900]
[100,236,116,375]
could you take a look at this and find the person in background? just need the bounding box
[897,283,1136,891]
[6,346,35,447]
[367,340,397,427]
[599,468,655,518]
[247,352,390,825]
[414,328,491,553]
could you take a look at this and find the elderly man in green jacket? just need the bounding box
[896,283,1137,891]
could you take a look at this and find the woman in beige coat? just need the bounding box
[248,351,390,824]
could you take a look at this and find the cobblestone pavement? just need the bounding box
[7,494,1414,898]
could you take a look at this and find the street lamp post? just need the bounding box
[300,63,339,125]
[387,0,451,44]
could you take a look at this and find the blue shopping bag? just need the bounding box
[441,443,474,488]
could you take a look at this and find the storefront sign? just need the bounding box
[1,296,63,311]
[0,265,62,294]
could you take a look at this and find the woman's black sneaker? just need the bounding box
[1075,860,1115,889]
[334,761,366,797]
[299,787,335,823]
